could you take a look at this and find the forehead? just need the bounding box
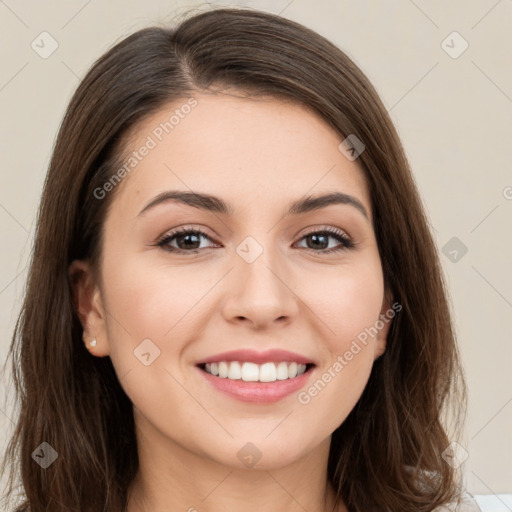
[109,91,371,221]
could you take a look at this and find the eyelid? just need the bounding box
[299,224,351,239]
[156,223,216,239]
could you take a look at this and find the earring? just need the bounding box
[89,338,97,347]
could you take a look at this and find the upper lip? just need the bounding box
[196,349,316,366]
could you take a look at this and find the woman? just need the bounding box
[1,7,480,512]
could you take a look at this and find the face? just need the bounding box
[71,90,391,470]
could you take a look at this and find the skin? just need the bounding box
[70,90,391,512]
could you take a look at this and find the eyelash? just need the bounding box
[155,226,356,255]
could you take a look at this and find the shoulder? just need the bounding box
[433,491,482,511]
[402,467,482,512]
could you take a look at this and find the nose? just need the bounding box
[221,244,300,329]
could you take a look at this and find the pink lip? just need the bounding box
[196,365,315,403]
[195,348,315,366]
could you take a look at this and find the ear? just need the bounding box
[68,259,110,357]
[373,292,395,360]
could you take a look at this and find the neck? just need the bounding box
[125,413,345,512]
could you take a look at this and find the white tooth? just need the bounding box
[276,362,289,380]
[211,360,306,381]
[228,361,242,380]
[259,362,277,382]
[241,362,259,381]
[218,361,229,378]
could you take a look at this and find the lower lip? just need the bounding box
[197,366,315,403]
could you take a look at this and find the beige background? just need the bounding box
[1,0,511,507]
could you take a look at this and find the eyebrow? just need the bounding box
[138,190,369,220]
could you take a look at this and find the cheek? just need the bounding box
[296,345,374,440]
[300,257,385,350]
[99,255,210,428]
[100,251,221,389]
[294,258,384,419]
[102,254,212,341]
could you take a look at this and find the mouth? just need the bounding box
[195,348,317,402]
[197,361,316,382]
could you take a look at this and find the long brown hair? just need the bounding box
[1,7,467,511]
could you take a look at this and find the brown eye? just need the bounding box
[295,228,354,253]
[157,228,218,254]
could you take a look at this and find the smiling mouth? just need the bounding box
[197,361,315,383]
